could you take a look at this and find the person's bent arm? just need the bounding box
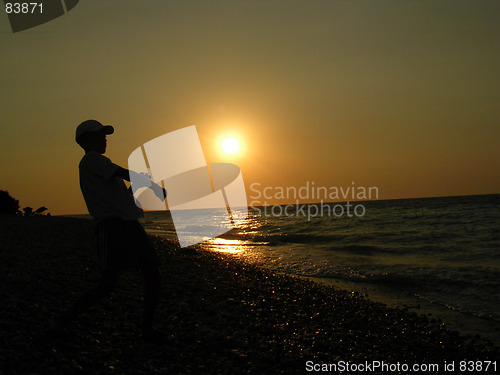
[115,168,167,199]
[113,166,131,181]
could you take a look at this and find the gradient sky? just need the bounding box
[1,0,499,215]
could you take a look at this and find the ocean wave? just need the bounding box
[302,269,499,291]
[220,231,350,245]
[304,271,420,288]
[327,244,387,255]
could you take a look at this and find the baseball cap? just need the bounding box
[75,120,114,143]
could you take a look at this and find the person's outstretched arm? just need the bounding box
[113,166,131,182]
[114,167,167,199]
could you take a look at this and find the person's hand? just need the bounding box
[129,171,153,189]
[150,182,167,201]
[129,170,166,201]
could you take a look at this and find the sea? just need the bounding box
[143,194,499,345]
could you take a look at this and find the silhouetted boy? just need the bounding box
[54,119,166,344]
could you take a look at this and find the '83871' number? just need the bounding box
[5,3,43,14]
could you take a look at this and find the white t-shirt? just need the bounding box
[79,151,143,220]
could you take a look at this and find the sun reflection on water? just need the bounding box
[206,238,246,254]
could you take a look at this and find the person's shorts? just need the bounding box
[95,218,160,272]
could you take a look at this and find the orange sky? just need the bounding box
[1,1,499,215]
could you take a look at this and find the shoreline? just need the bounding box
[304,275,500,348]
[198,230,500,348]
[0,214,498,374]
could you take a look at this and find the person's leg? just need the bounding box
[141,265,161,333]
[56,269,119,329]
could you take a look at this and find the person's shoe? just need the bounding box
[142,328,168,345]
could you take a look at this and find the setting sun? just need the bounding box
[221,137,240,154]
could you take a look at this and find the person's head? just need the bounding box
[75,120,114,154]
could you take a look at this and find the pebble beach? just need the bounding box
[0,214,498,374]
